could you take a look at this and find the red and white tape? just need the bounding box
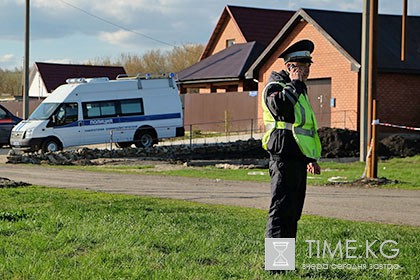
[372,119,420,131]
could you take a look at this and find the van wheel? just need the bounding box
[134,130,155,148]
[42,138,62,153]
[115,142,132,149]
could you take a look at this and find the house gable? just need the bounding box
[248,8,420,79]
[200,6,246,60]
[255,13,360,130]
[29,71,49,98]
[246,9,361,80]
[209,16,247,58]
[200,5,293,60]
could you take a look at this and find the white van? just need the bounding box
[10,75,184,152]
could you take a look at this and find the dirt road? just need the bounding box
[0,162,419,227]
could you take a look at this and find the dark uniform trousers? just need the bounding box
[265,158,307,238]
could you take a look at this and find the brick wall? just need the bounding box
[257,21,359,131]
[377,73,420,128]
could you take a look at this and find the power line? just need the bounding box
[58,0,175,48]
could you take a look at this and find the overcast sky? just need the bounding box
[1,0,419,70]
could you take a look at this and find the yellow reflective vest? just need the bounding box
[262,81,322,160]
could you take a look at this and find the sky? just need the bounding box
[1,0,419,70]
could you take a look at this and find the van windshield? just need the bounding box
[29,103,60,120]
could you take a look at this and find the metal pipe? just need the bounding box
[401,0,408,61]
[370,100,378,178]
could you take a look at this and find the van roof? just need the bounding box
[44,76,177,102]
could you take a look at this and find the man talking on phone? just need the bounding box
[262,39,322,239]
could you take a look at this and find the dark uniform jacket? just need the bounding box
[264,70,314,163]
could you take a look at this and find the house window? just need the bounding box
[226,39,235,48]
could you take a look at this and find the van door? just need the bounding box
[81,100,118,145]
[48,103,82,147]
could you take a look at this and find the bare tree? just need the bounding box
[0,44,204,96]
[119,44,204,76]
[0,67,22,96]
[168,44,204,73]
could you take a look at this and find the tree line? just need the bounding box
[0,68,23,96]
[0,43,204,96]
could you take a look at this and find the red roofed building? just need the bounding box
[29,62,126,98]
[178,5,420,134]
[178,5,293,94]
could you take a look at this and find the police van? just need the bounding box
[10,74,184,152]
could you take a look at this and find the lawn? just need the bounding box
[65,155,420,189]
[0,186,418,279]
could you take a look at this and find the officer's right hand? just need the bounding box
[290,66,304,81]
[307,162,321,175]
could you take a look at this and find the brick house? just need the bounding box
[177,5,293,94]
[246,8,420,131]
[178,6,420,133]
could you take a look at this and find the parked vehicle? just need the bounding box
[0,104,22,147]
[10,75,184,152]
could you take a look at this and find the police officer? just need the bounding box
[262,39,322,238]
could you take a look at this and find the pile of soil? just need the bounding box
[318,127,359,158]
[326,177,400,187]
[378,135,420,157]
[8,128,418,165]
[318,127,419,158]
[0,177,30,188]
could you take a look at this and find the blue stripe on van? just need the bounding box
[52,113,181,129]
[119,113,181,123]
[82,113,181,126]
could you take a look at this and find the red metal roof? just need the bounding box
[228,5,294,47]
[177,42,264,82]
[32,62,126,93]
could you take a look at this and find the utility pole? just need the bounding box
[363,0,408,177]
[365,0,378,178]
[23,0,30,119]
[360,0,370,162]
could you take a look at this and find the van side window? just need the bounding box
[51,103,78,126]
[120,99,144,116]
[82,98,143,119]
[65,103,79,123]
[83,101,117,119]
[100,101,116,116]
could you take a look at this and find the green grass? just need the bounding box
[64,155,420,189]
[0,187,418,279]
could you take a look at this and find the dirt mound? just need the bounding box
[378,135,420,157]
[318,127,419,158]
[0,177,31,188]
[318,127,359,158]
[326,177,400,187]
[8,129,419,166]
